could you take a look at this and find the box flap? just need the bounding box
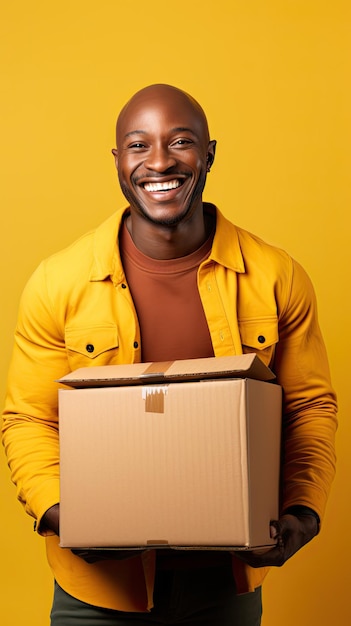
[58,354,275,388]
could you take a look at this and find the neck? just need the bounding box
[125,205,213,260]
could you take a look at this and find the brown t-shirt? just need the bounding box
[120,220,215,363]
[119,219,230,568]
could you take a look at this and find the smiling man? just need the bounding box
[112,85,216,257]
[2,84,337,626]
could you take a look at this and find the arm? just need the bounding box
[2,260,142,562]
[238,259,337,567]
[277,259,337,518]
[2,261,68,532]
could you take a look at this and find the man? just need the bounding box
[2,84,337,625]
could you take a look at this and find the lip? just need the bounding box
[136,174,188,186]
[135,174,190,200]
[142,184,185,201]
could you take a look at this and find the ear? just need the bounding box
[206,140,217,172]
[111,148,118,170]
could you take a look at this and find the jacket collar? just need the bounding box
[89,209,125,283]
[205,204,245,273]
[89,204,245,283]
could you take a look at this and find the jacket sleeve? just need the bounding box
[275,258,337,521]
[2,260,68,531]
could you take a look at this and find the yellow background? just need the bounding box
[1,1,349,624]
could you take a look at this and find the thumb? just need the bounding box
[270,520,281,539]
[269,519,287,548]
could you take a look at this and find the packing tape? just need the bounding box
[142,386,168,413]
[142,361,174,376]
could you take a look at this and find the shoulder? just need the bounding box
[30,211,122,283]
[237,225,315,304]
[213,207,314,316]
[214,206,293,276]
[20,210,124,311]
[237,225,292,271]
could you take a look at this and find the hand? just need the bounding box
[234,513,319,568]
[39,503,60,536]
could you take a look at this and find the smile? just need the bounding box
[143,179,182,193]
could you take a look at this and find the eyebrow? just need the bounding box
[124,130,147,139]
[123,127,197,139]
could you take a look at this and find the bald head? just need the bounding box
[116,84,210,147]
[111,84,216,244]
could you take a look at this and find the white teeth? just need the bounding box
[144,179,181,192]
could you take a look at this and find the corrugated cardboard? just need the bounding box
[58,355,282,551]
[58,354,276,387]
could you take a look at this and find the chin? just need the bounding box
[141,204,193,227]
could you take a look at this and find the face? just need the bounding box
[113,86,216,227]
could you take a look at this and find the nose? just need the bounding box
[144,143,177,172]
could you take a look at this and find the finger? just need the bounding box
[271,515,298,543]
[235,544,286,568]
[270,520,281,539]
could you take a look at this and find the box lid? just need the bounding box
[58,354,275,388]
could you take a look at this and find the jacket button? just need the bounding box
[121,283,127,289]
[257,335,266,344]
[133,341,139,349]
[86,344,95,353]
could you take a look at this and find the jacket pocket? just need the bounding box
[65,325,119,369]
[238,317,279,368]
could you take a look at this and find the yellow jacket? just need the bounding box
[2,205,337,610]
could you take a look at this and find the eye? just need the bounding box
[128,142,146,149]
[171,138,194,148]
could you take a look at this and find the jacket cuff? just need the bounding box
[283,505,320,532]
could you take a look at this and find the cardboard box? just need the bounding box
[58,354,282,551]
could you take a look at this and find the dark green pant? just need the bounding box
[50,564,262,626]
